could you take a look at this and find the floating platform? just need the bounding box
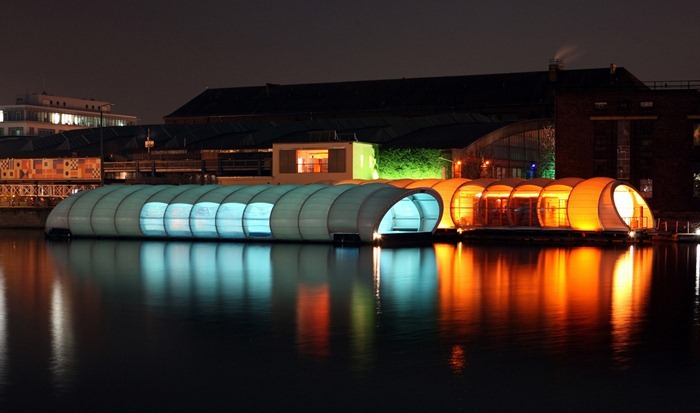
[652,232,700,243]
[435,228,652,244]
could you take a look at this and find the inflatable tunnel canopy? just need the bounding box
[45,183,443,243]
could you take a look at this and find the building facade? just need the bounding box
[556,88,700,213]
[0,93,137,137]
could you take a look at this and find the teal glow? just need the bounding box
[216,203,246,239]
[165,203,194,237]
[377,194,441,234]
[48,183,443,243]
[191,202,220,237]
[140,202,168,236]
[390,198,421,231]
[243,202,273,238]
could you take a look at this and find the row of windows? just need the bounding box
[594,100,654,110]
[0,109,133,127]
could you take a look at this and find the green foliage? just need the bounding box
[538,124,556,179]
[376,147,445,179]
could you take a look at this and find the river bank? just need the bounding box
[0,207,52,229]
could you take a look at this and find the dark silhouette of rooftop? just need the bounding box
[164,66,646,122]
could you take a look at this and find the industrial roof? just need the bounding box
[0,113,509,158]
[165,67,646,120]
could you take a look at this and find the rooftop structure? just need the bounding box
[0,92,137,137]
[164,65,646,124]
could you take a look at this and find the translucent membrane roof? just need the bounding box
[448,176,654,232]
[335,177,654,232]
[46,183,443,243]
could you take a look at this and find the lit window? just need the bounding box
[60,114,74,125]
[640,179,653,199]
[296,149,328,173]
[694,122,700,147]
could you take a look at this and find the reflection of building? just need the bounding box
[433,243,653,370]
[0,93,137,137]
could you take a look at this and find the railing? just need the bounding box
[0,159,274,205]
[655,219,700,234]
[0,183,99,206]
[644,80,700,90]
[103,159,271,174]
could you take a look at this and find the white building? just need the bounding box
[0,92,137,137]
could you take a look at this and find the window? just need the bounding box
[296,149,328,173]
[594,102,608,110]
[279,150,296,173]
[617,121,630,180]
[279,148,346,173]
[694,122,700,147]
[8,127,23,136]
[640,178,653,199]
[694,163,700,198]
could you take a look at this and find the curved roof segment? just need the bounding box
[45,184,443,243]
[448,177,654,232]
[337,177,654,233]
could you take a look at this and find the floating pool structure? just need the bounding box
[45,177,655,243]
[44,183,443,243]
[335,176,655,237]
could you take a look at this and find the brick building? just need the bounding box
[556,87,700,213]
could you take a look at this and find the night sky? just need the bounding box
[4,0,699,124]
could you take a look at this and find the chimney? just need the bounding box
[548,58,563,82]
[609,63,618,83]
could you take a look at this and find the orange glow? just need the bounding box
[296,149,328,173]
[436,244,655,367]
[435,243,480,337]
[538,178,583,229]
[450,179,496,227]
[568,177,612,231]
[448,345,467,374]
[611,246,652,368]
[296,284,330,358]
[613,185,655,230]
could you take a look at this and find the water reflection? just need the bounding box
[432,243,655,370]
[0,231,696,410]
[0,271,6,391]
[50,276,74,393]
[48,239,664,370]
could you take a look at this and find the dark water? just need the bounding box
[0,229,698,412]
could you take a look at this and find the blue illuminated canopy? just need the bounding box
[46,183,443,243]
